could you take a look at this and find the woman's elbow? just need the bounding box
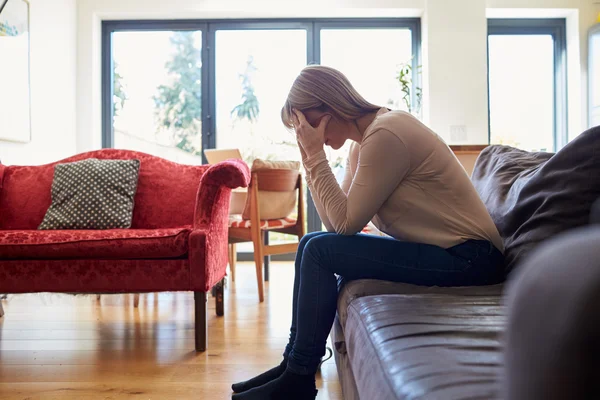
[333,222,362,236]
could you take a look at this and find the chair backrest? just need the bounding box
[251,169,301,192]
[0,149,209,230]
[242,169,303,222]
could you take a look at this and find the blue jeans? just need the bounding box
[284,231,505,375]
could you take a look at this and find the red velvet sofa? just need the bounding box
[0,149,250,352]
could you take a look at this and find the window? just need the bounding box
[318,24,416,177]
[102,18,421,237]
[315,22,417,231]
[214,28,308,163]
[109,29,204,164]
[487,19,567,152]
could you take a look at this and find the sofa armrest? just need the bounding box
[504,226,600,400]
[193,159,250,229]
[188,160,249,291]
[0,163,6,189]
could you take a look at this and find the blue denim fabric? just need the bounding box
[284,232,505,375]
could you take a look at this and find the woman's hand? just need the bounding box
[293,109,331,157]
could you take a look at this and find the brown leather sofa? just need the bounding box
[331,127,600,400]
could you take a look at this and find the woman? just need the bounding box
[231,65,505,400]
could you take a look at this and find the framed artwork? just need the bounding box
[0,0,31,143]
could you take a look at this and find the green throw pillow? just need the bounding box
[39,158,140,230]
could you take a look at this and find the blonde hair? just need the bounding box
[281,65,381,129]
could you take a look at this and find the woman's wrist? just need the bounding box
[304,149,328,170]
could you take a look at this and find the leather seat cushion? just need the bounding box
[345,293,505,399]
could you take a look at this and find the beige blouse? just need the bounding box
[303,108,504,252]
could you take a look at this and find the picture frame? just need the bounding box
[0,0,31,143]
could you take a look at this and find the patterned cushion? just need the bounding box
[0,227,191,259]
[229,214,296,230]
[39,158,140,230]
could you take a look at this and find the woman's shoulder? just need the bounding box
[372,110,422,132]
[363,111,453,167]
[366,110,439,146]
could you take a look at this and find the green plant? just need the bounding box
[113,62,127,117]
[153,31,202,155]
[231,55,260,123]
[396,58,422,116]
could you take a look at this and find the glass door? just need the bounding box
[213,28,307,164]
[111,29,204,164]
[317,25,415,230]
[103,19,421,236]
[212,26,308,249]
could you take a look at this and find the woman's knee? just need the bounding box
[298,231,330,253]
[295,232,330,272]
[301,234,335,267]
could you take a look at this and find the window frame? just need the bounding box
[487,18,568,151]
[102,18,421,237]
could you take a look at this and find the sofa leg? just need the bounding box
[96,294,101,301]
[134,293,140,308]
[0,301,4,318]
[215,279,225,317]
[194,291,207,352]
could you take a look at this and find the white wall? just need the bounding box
[0,0,77,166]
[72,0,600,153]
[423,0,489,143]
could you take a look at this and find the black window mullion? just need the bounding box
[307,22,321,232]
[204,25,216,159]
[411,19,422,116]
[553,23,568,149]
[310,22,319,64]
[101,22,113,149]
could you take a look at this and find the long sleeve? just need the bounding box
[304,142,357,232]
[305,171,335,232]
[304,129,410,235]
[340,142,358,195]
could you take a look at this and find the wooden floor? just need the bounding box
[0,262,342,400]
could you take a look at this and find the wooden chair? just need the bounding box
[228,169,306,302]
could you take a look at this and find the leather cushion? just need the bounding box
[337,278,504,329]
[0,227,191,259]
[471,126,600,272]
[345,293,504,399]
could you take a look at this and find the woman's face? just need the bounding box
[302,109,353,150]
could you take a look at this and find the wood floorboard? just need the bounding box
[0,262,342,400]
